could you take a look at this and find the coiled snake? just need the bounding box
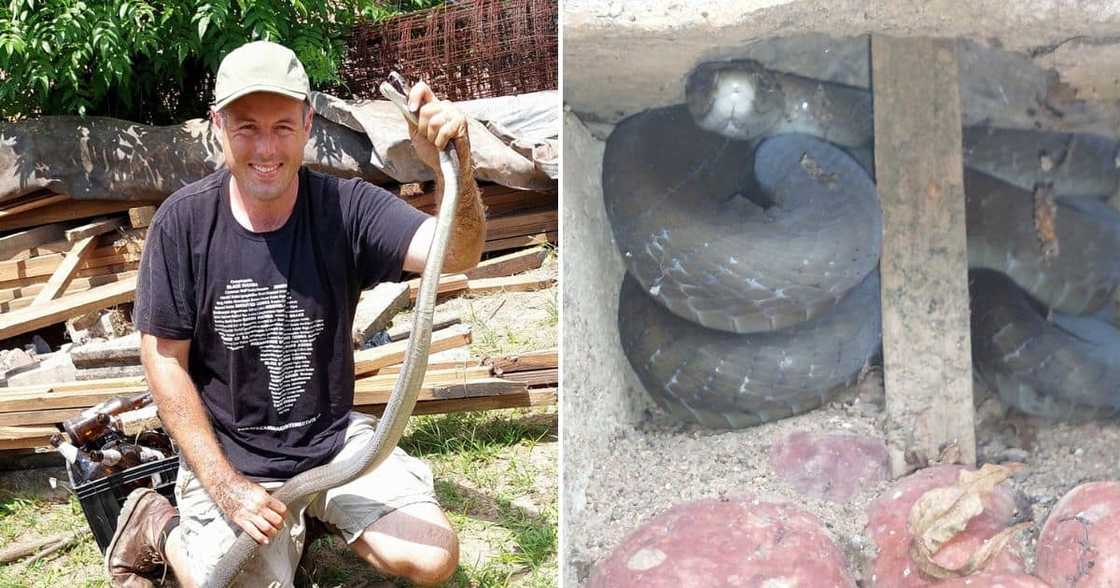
[604,59,1120,426]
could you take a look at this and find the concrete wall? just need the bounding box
[564,0,1120,129]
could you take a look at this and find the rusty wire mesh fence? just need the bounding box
[341,0,558,101]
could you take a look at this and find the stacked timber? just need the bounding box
[395,182,558,253]
[0,181,556,344]
[0,338,559,451]
[0,188,558,452]
[0,213,146,341]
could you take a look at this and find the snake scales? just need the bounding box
[604,59,1120,426]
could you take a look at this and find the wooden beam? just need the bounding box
[467,274,556,296]
[352,282,410,347]
[356,365,492,388]
[500,368,558,387]
[1,375,147,398]
[65,216,125,243]
[872,35,975,476]
[402,184,556,217]
[0,387,149,413]
[0,247,142,283]
[0,385,554,444]
[406,273,470,300]
[486,210,558,241]
[353,324,472,376]
[487,349,558,375]
[0,275,137,340]
[354,378,526,405]
[30,235,99,305]
[0,425,58,451]
[374,359,481,375]
[128,206,157,229]
[465,246,549,280]
[0,259,138,292]
[0,194,69,218]
[0,375,510,417]
[405,273,554,301]
[0,407,82,427]
[0,368,493,426]
[0,269,138,304]
[0,269,138,312]
[0,224,66,261]
[484,232,557,253]
[0,199,157,233]
[356,388,557,417]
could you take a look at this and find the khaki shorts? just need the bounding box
[174,412,438,587]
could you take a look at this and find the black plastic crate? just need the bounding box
[67,456,179,554]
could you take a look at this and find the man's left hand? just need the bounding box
[407,81,468,171]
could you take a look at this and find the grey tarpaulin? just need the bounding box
[311,90,558,191]
[0,92,557,205]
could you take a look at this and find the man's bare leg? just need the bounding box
[349,502,459,586]
[164,527,198,588]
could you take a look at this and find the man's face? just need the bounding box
[214,92,312,203]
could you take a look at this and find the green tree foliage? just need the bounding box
[0,0,442,124]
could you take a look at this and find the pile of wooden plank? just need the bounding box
[396,183,558,253]
[0,180,558,453]
[0,181,556,343]
[0,336,559,450]
[404,245,556,301]
[0,212,148,340]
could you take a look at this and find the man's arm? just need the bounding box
[141,334,286,545]
[402,82,487,274]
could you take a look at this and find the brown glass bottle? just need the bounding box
[61,412,113,447]
[91,392,152,418]
[61,392,151,447]
[134,430,175,456]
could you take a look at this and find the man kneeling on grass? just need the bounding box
[104,40,486,587]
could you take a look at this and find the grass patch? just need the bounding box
[0,408,557,587]
[0,493,105,588]
[407,409,558,587]
[401,411,553,459]
[460,290,558,359]
[540,291,558,329]
[289,408,558,587]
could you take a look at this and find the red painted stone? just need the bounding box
[866,465,1025,587]
[937,573,1051,587]
[588,496,856,588]
[769,431,890,502]
[1036,481,1120,587]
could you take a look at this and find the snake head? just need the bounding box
[685,60,785,140]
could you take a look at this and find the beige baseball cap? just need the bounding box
[212,41,310,111]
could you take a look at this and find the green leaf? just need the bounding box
[197,14,210,40]
[0,0,448,121]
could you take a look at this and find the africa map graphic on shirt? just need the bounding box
[212,279,326,424]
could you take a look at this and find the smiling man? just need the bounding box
[103,41,486,587]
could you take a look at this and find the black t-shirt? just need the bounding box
[134,167,429,482]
